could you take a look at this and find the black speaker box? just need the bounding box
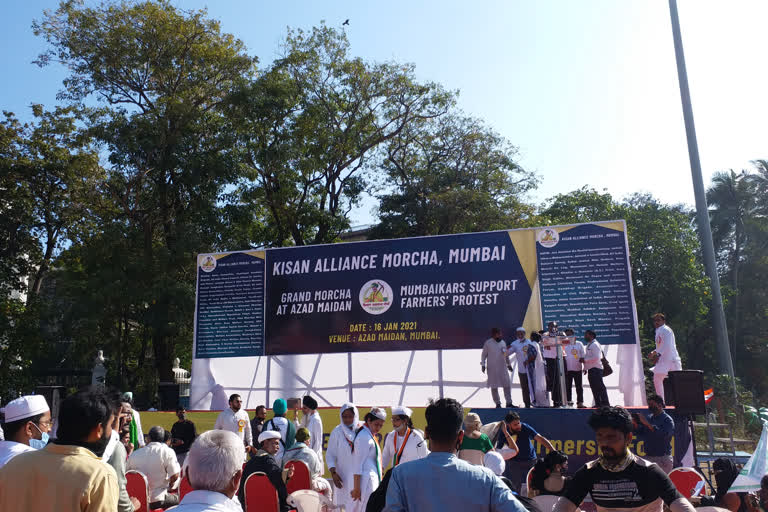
[667,370,706,415]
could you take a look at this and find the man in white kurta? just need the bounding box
[327,403,362,512]
[295,395,324,468]
[214,394,253,450]
[649,313,683,400]
[481,327,514,408]
[381,406,429,470]
[508,328,534,408]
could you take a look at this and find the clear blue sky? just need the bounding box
[3,1,767,226]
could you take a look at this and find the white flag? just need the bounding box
[729,421,768,492]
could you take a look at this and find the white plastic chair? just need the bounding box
[287,489,345,512]
[533,494,561,512]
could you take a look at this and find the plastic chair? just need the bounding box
[668,467,707,498]
[287,489,345,512]
[126,470,154,512]
[286,460,312,494]
[244,472,279,512]
[179,474,193,501]
[533,494,561,512]
[524,466,536,497]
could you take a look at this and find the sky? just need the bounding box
[2,1,767,226]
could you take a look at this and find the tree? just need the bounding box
[228,24,452,247]
[35,0,256,381]
[371,112,538,238]
[706,169,759,356]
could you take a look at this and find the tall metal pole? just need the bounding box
[667,0,737,396]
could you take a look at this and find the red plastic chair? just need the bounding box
[285,460,312,495]
[244,472,279,512]
[179,474,193,501]
[126,471,152,512]
[668,467,707,498]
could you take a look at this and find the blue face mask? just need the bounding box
[29,423,49,450]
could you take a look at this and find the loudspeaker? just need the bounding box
[157,382,180,411]
[667,370,706,415]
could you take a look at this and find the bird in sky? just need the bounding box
[343,19,350,26]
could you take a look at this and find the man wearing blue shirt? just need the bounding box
[489,412,555,493]
[633,395,675,473]
[383,398,527,512]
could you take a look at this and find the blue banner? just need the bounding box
[537,223,636,344]
[264,231,532,355]
[194,252,265,358]
[473,408,689,473]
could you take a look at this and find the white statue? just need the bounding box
[91,350,107,388]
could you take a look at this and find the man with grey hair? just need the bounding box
[173,430,245,512]
[127,425,181,510]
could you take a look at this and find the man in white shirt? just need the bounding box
[584,330,610,407]
[507,328,533,408]
[649,313,683,401]
[214,394,253,451]
[481,327,514,408]
[172,429,245,512]
[127,426,181,510]
[294,395,324,467]
[0,395,51,468]
[563,329,587,408]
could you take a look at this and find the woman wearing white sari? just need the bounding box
[528,332,551,407]
[350,407,386,512]
[326,403,362,511]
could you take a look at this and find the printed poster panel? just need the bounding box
[194,251,265,358]
[265,231,532,355]
[536,222,637,344]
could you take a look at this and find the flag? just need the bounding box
[704,388,714,404]
[729,421,768,493]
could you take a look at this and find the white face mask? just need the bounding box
[29,423,49,450]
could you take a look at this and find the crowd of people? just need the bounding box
[2,384,766,512]
[484,313,682,409]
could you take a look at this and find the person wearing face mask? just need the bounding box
[481,327,515,408]
[381,406,428,470]
[0,388,119,512]
[632,394,675,474]
[0,395,52,468]
[351,407,388,511]
[529,450,569,497]
[327,403,363,512]
[553,406,695,512]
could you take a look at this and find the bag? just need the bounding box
[601,350,613,377]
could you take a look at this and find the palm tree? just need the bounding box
[706,169,758,355]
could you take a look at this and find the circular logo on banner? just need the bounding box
[359,280,393,315]
[537,228,560,248]
[200,255,217,272]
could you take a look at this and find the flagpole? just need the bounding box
[667,0,737,398]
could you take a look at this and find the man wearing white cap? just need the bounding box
[382,406,428,470]
[239,430,294,512]
[0,395,52,468]
[508,328,534,408]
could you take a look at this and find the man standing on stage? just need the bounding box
[563,329,586,408]
[542,322,564,407]
[649,313,682,401]
[481,327,515,408]
[508,328,533,408]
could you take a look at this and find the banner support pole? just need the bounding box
[438,349,445,398]
[347,352,353,403]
